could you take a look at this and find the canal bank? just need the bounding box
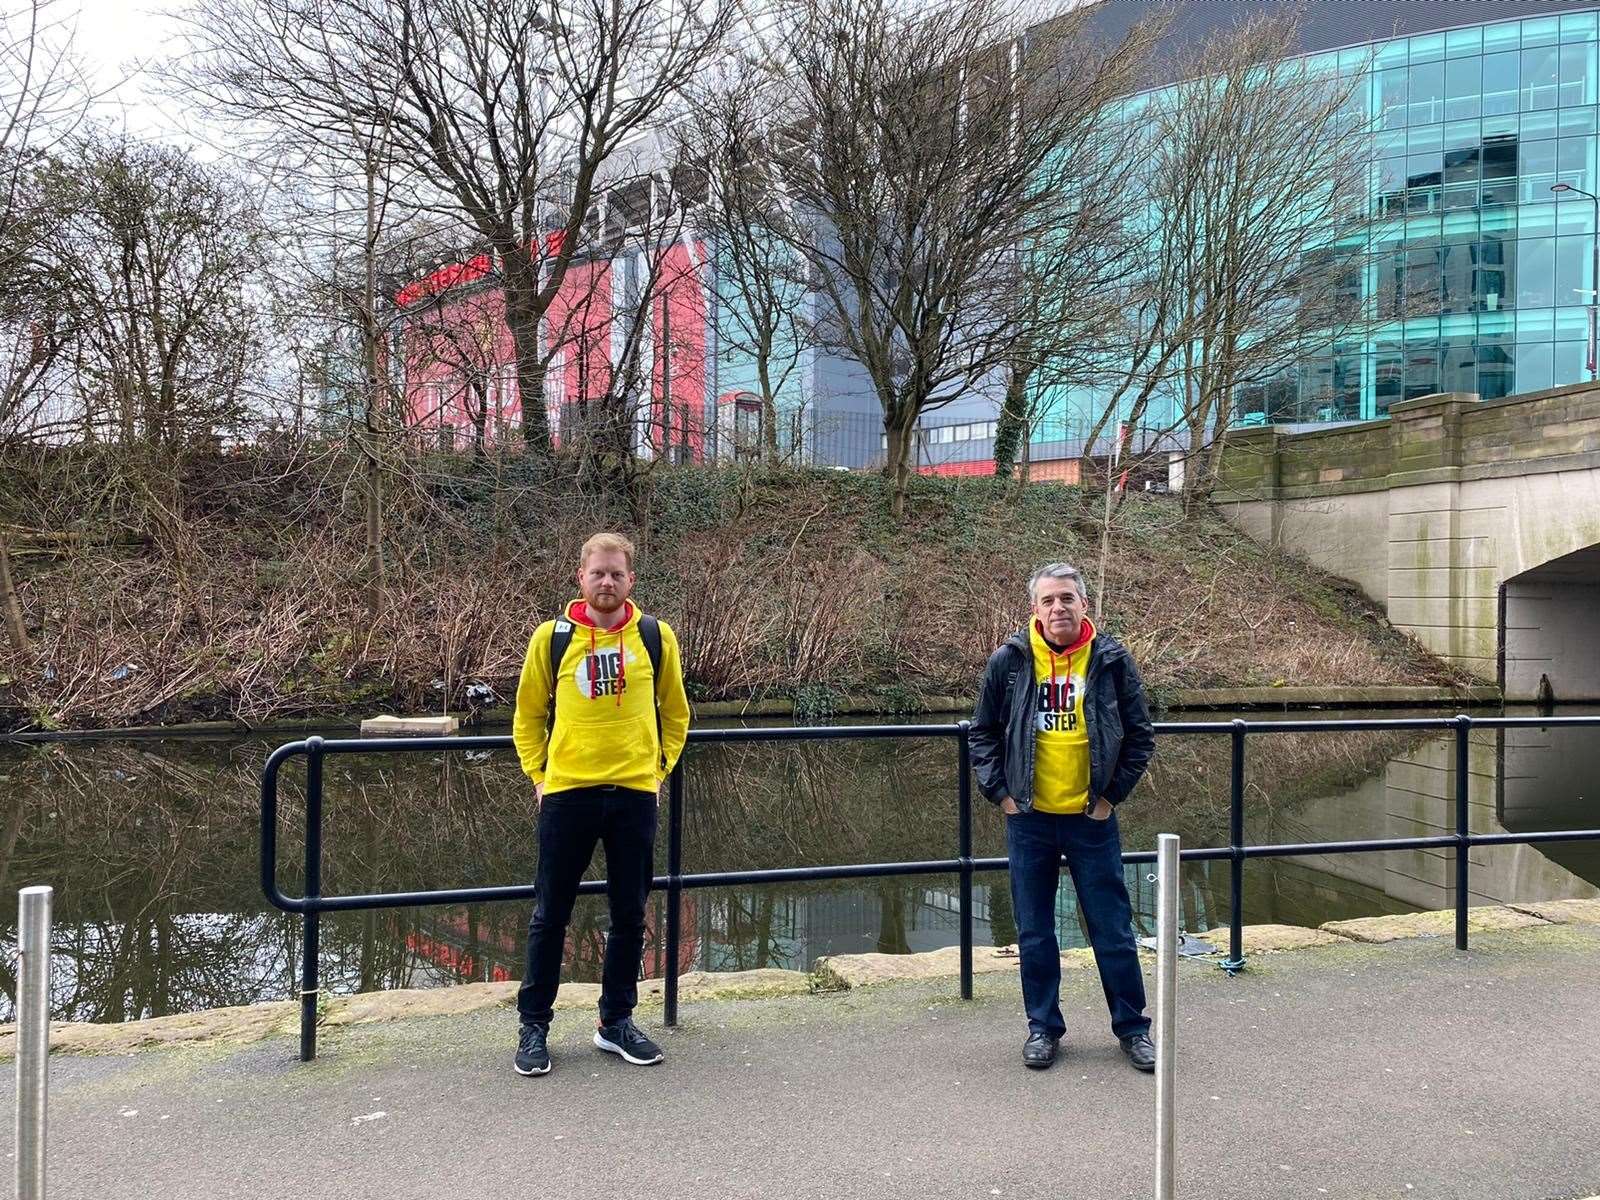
[4,919,1598,1200]
[0,683,1507,744]
[5,707,1598,1027]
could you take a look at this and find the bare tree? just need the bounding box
[0,0,91,251]
[304,0,733,455]
[0,2,96,664]
[758,0,1164,518]
[987,112,1153,483]
[682,55,809,466]
[178,0,436,612]
[1141,11,1373,515]
[38,134,269,453]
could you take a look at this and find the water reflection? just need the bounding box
[1,712,1595,1023]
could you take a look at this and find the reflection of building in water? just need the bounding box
[681,868,1187,973]
[0,912,298,1025]
[395,896,703,988]
[1259,722,1600,914]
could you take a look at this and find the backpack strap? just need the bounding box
[546,618,574,729]
[638,614,662,680]
[638,614,665,775]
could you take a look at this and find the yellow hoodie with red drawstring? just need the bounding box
[1029,616,1095,814]
[512,599,691,796]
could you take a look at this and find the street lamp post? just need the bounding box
[1552,182,1600,381]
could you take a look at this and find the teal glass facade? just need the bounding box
[1236,8,1600,424]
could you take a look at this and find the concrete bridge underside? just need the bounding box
[1215,385,1600,702]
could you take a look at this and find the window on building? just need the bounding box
[1379,67,1408,128]
[1483,51,1520,116]
[1523,44,1561,111]
[1517,237,1557,308]
[1441,240,1477,312]
[1557,135,1596,196]
[1405,246,1444,310]
[1515,340,1554,392]
[1555,338,1588,385]
[1444,57,1482,121]
[1440,339,1478,394]
[1557,233,1595,303]
[1442,145,1480,211]
[545,351,566,439]
[1481,134,1519,206]
[1478,340,1515,399]
[1559,42,1597,108]
[1374,350,1404,414]
[1476,236,1514,310]
[733,395,763,461]
[1300,356,1334,418]
[1520,139,1558,202]
[1376,156,1407,216]
[1408,61,1444,125]
[1404,344,1442,402]
[493,361,516,419]
[1406,152,1443,213]
[1374,248,1403,319]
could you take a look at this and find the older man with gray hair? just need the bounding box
[970,562,1157,1072]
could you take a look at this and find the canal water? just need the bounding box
[1,708,1596,1023]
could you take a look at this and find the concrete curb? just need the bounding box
[1319,904,1555,944]
[6,900,1597,1059]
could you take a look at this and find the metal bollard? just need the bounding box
[16,885,53,1200]
[1155,834,1179,1200]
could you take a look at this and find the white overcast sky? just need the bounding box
[70,0,210,147]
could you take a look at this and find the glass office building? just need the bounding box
[1229,7,1600,424]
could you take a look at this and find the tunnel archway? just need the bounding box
[1501,544,1600,703]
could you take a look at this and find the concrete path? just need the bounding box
[5,924,1600,1200]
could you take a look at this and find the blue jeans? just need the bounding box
[517,786,657,1027]
[1006,808,1149,1041]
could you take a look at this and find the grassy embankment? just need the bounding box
[0,447,1465,732]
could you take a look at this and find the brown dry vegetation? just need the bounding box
[0,445,1466,732]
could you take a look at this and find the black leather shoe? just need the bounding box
[1022,1031,1059,1069]
[1120,1032,1155,1073]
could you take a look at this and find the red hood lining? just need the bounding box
[1034,615,1094,656]
[569,599,634,630]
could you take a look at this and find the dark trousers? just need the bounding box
[516,786,658,1027]
[1006,808,1150,1041]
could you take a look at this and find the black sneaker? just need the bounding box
[1120,1031,1156,1073]
[593,1018,664,1065]
[1022,1031,1059,1070]
[514,1023,550,1076]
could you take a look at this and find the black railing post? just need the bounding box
[1221,720,1247,975]
[957,720,974,1002]
[1455,714,1471,951]
[300,736,325,1062]
[664,760,685,1027]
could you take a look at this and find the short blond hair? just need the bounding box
[580,532,636,570]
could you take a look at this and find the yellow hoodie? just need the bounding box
[512,600,691,796]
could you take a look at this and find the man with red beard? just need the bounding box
[970,562,1156,1072]
[510,532,690,1077]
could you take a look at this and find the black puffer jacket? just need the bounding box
[969,625,1155,813]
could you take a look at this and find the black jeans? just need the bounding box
[516,786,658,1027]
[1006,807,1150,1041]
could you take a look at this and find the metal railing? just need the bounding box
[259,714,1600,1062]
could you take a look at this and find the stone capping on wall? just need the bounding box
[1215,382,1600,501]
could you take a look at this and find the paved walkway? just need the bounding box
[5,925,1600,1200]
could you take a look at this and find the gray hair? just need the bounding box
[1028,562,1087,602]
